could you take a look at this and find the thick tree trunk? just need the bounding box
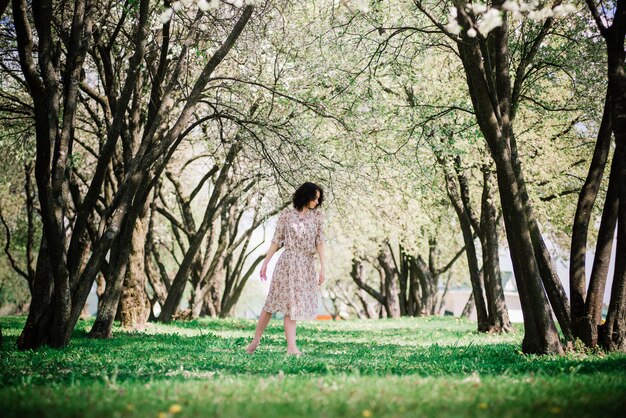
[600,46,626,349]
[579,157,619,346]
[494,152,563,354]
[89,235,132,338]
[599,144,625,351]
[413,255,437,315]
[481,167,512,332]
[450,7,563,353]
[526,211,574,341]
[408,259,421,316]
[571,94,613,339]
[13,0,150,349]
[378,244,401,318]
[17,239,54,349]
[582,0,626,351]
[119,208,151,330]
[88,170,147,338]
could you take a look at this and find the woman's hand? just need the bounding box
[318,270,325,286]
[260,262,268,281]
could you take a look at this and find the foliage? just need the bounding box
[1,316,625,417]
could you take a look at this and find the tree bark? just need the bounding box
[16,239,54,349]
[481,166,512,332]
[158,143,242,322]
[119,203,151,330]
[440,157,489,331]
[351,258,386,305]
[14,0,151,349]
[441,2,563,353]
[570,93,613,339]
[377,243,401,318]
[583,0,626,352]
[461,292,475,318]
[599,142,626,351]
[580,157,619,346]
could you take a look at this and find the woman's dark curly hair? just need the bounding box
[292,182,324,210]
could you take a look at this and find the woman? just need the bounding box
[246,182,325,356]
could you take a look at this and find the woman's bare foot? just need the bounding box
[246,340,259,354]
[287,348,303,356]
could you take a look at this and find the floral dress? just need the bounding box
[262,207,324,320]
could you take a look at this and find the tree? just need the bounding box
[10,0,255,347]
[569,0,626,351]
[405,0,584,353]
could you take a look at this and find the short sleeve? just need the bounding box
[271,211,287,247]
[315,211,325,246]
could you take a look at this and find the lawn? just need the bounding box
[1,316,625,418]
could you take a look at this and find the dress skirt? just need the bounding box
[261,207,324,321]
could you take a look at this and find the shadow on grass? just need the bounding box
[2,316,626,388]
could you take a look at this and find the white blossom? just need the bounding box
[172,1,182,11]
[197,0,211,11]
[197,0,218,11]
[501,0,519,13]
[159,8,174,24]
[470,3,487,14]
[553,3,577,18]
[445,20,462,35]
[245,0,258,5]
[518,1,534,12]
[354,0,370,13]
[528,6,554,20]
[478,9,503,35]
[170,44,183,55]
[232,0,244,7]
[449,6,458,18]
[562,4,577,13]
[181,0,193,6]
[467,27,477,37]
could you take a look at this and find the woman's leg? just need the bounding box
[284,315,302,355]
[246,310,272,354]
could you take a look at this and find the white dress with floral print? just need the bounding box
[263,207,324,320]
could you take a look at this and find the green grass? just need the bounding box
[1,316,625,417]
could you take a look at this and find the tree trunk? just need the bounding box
[13,1,255,348]
[449,8,563,353]
[579,157,619,346]
[159,144,241,322]
[599,55,626,349]
[17,239,54,349]
[408,258,421,316]
[599,143,626,351]
[378,244,401,318]
[351,258,386,306]
[494,151,562,354]
[461,292,475,318]
[571,94,613,340]
[119,206,151,330]
[480,166,512,332]
[413,255,437,315]
[440,160,490,331]
[582,0,626,351]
